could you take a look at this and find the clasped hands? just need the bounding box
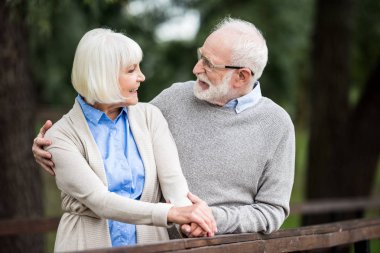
[167,192,217,238]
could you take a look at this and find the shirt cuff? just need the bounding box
[152,203,174,227]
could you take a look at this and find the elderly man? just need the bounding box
[33,17,295,237]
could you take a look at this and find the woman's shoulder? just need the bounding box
[129,103,167,129]
[130,102,163,117]
[45,114,71,138]
[45,107,83,143]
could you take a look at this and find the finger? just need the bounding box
[193,207,215,236]
[39,120,53,137]
[187,192,203,204]
[36,157,55,168]
[197,207,216,236]
[191,214,211,235]
[190,222,197,232]
[34,137,52,147]
[39,163,55,176]
[201,207,217,233]
[34,148,52,159]
[189,224,207,238]
[194,203,217,233]
[181,224,191,237]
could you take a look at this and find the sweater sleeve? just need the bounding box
[45,126,173,228]
[148,106,192,207]
[211,122,295,234]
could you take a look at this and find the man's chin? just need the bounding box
[193,85,209,101]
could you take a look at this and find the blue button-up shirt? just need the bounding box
[224,81,262,113]
[77,95,145,246]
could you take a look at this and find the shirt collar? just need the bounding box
[76,95,127,124]
[224,81,262,114]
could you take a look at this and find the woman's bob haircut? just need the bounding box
[71,28,143,105]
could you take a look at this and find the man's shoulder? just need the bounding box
[150,80,195,109]
[258,97,294,129]
[165,80,195,93]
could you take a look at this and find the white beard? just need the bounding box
[193,71,233,104]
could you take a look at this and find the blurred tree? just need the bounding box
[171,0,313,118]
[0,0,43,252]
[304,0,380,249]
[28,0,174,106]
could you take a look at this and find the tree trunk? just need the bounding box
[304,0,380,251]
[306,0,353,202]
[0,1,43,252]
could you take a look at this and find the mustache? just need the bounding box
[197,75,210,84]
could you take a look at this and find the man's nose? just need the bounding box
[193,59,205,75]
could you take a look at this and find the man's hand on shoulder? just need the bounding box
[32,120,55,175]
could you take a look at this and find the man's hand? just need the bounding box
[181,223,208,238]
[167,192,217,237]
[32,120,54,175]
[179,193,217,238]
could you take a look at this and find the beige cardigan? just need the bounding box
[45,101,191,252]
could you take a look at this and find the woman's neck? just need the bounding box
[92,101,124,121]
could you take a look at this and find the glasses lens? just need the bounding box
[197,49,201,60]
[197,48,213,71]
[203,57,213,70]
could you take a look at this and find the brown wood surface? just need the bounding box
[0,217,59,236]
[0,198,379,237]
[0,200,379,252]
[291,197,380,215]
[72,217,380,253]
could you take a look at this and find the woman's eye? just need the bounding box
[128,68,135,73]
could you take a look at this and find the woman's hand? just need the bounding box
[167,192,217,237]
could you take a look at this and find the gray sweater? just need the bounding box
[151,81,295,234]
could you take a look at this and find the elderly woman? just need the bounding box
[44,28,216,252]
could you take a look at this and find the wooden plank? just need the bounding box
[75,218,380,253]
[264,223,380,252]
[290,197,380,215]
[0,217,60,236]
[0,196,378,237]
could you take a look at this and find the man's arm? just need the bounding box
[210,124,295,234]
[32,120,55,175]
[182,123,295,236]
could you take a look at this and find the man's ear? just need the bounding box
[233,68,252,88]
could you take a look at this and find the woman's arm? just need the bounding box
[46,124,215,234]
[46,127,172,227]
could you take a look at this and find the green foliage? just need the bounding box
[26,0,315,115]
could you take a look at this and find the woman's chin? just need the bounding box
[123,96,139,106]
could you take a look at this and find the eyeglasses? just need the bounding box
[197,48,254,75]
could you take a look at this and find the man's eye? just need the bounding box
[204,59,213,68]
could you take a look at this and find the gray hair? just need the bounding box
[71,28,143,104]
[213,17,268,83]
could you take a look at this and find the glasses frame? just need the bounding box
[197,48,254,76]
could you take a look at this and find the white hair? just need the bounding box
[213,17,268,83]
[71,28,143,104]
